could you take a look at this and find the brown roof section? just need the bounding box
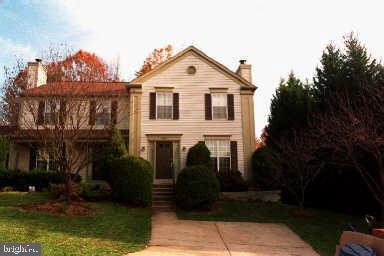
[22,82,131,96]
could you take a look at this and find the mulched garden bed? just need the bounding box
[20,200,95,216]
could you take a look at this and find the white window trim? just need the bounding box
[95,100,111,125]
[211,93,228,120]
[44,99,60,125]
[36,149,56,171]
[156,92,173,120]
[205,139,231,172]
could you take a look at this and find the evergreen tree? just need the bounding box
[109,125,128,158]
[265,72,313,144]
[313,33,384,106]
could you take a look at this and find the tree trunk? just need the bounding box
[64,173,72,204]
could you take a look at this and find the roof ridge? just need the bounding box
[45,81,129,84]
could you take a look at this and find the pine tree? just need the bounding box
[266,72,313,144]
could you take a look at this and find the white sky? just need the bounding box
[19,0,384,136]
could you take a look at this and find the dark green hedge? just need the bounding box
[107,156,153,207]
[176,165,220,210]
[252,146,280,190]
[216,170,248,192]
[0,168,79,191]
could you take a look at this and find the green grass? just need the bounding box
[0,192,151,256]
[177,201,368,256]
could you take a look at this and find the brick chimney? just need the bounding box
[27,58,47,88]
[236,59,252,83]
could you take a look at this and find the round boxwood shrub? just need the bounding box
[107,156,153,207]
[186,142,211,168]
[176,165,220,210]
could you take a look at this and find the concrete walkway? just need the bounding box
[129,212,319,256]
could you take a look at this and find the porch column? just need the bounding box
[240,87,256,181]
[128,87,142,156]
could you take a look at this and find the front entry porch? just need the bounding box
[146,134,181,185]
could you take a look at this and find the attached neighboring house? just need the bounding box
[2,46,256,184]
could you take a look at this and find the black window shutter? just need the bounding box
[205,94,212,120]
[230,141,238,171]
[111,100,118,124]
[173,93,179,120]
[89,100,96,125]
[29,147,36,170]
[59,100,67,125]
[36,101,45,125]
[149,92,156,119]
[227,94,234,120]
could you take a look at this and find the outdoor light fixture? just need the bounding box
[140,146,145,152]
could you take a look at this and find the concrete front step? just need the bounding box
[153,191,174,196]
[152,185,175,210]
[152,202,175,211]
[153,184,175,188]
[153,194,174,200]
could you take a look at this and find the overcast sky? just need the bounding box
[1,0,383,136]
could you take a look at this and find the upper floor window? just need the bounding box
[95,101,110,125]
[156,92,173,119]
[205,139,231,172]
[211,93,227,119]
[44,100,60,125]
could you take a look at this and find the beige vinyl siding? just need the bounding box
[140,52,245,175]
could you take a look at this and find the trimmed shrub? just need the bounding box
[252,146,281,190]
[0,169,29,191]
[186,142,211,168]
[81,183,111,201]
[176,165,220,210]
[28,168,63,191]
[0,168,81,192]
[107,156,153,207]
[216,170,248,192]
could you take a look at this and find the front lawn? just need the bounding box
[177,201,368,256]
[0,192,151,255]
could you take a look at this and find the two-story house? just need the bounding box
[4,46,256,184]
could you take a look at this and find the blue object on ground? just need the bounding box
[339,244,376,256]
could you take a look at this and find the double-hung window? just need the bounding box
[205,140,231,172]
[95,101,110,125]
[211,93,227,119]
[44,100,60,125]
[156,92,173,119]
[36,149,59,171]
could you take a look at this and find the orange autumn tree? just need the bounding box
[136,44,173,77]
[255,129,267,149]
[1,48,119,125]
[48,50,119,82]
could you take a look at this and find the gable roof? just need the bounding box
[131,46,257,89]
[22,82,130,96]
